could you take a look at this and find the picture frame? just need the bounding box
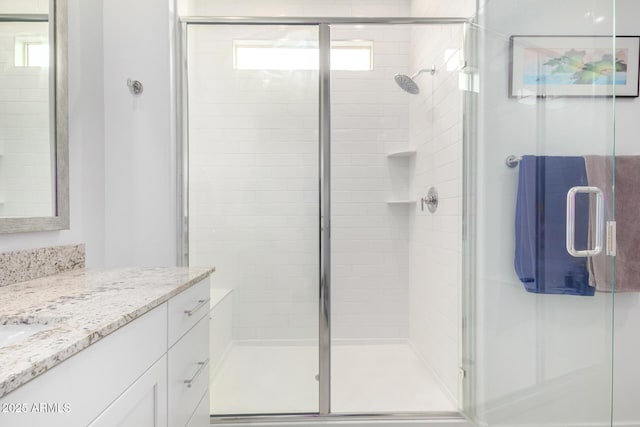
[509,35,640,98]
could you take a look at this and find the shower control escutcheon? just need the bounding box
[421,187,438,213]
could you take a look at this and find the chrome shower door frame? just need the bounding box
[177,16,471,424]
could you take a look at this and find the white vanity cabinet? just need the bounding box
[167,278,210,427]
[0,277,211,427]
[88,355,168,427]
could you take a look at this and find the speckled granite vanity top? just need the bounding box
[0,267,214,399]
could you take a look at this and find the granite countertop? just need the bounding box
[0,267,214,399]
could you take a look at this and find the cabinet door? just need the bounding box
[0,304,167,427]
[89,355,167,427]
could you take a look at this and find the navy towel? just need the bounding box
[514,155,593,296]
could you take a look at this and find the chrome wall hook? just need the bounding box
[127,78,143,95]
[505,155,521,168]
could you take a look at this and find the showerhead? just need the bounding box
[394,74,420,94]
[394,66,436,95]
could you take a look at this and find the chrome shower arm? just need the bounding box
[411,65,436,79]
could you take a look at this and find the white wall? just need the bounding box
[410,0,474,17]
[0,0,176,268]
[0,0,106,267]
[330,24,412,339]
[102,0,176,267]
[473,0,640,425]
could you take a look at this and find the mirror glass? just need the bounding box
[0,19,51,217]
[0,0,69,233]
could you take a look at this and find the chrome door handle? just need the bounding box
[566,186,603,257]
[184,298,210,317]
[184,358,209,388]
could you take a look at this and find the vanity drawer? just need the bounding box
[168,277,210,346]
[168,314,209,427]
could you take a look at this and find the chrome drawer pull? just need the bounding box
[184,358,210,388]
[184,298,210,317]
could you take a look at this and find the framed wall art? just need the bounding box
[509,35,640,97]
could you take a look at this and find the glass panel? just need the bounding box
[186,24,320,415]
[465,0,616,425]
[329,23,466,414]
[612,2,640,426]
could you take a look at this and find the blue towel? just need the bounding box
[514,155,593,296]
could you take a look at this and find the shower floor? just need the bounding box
[210,340,457,415]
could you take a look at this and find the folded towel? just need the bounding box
[514,155,594,295]
[583,155,640,292]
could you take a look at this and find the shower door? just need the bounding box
[465,0,619,425]
[328,22,467,415]
[183,18,469,420]
[184,23,321,415]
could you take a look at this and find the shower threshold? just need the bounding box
[210,339,460,421]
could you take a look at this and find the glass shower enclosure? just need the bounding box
[184,22,321,415]
[181,17,468,421]
[466,0,621,425]
[179,1,635,424]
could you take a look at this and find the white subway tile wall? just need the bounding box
[186,1,471,371]
[330,25,412,340]
[0,20,52,217]
[407,0,474,404]
[187,24,321,340]
[188,15,418,341]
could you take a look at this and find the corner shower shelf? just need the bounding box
[386,150,416,158]
[386,200,416,205]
